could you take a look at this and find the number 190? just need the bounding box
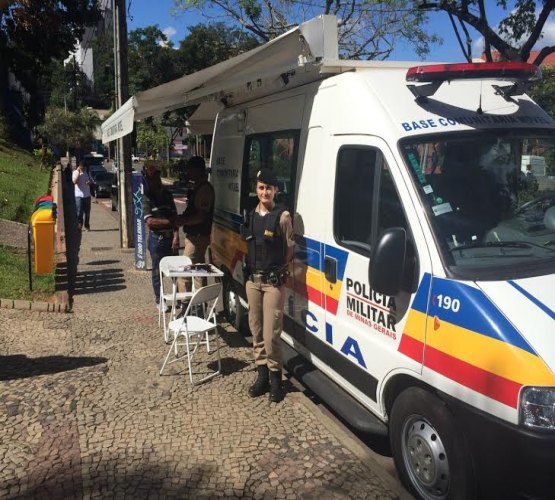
[436,294,461,312]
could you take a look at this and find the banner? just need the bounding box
[132,172,146,270]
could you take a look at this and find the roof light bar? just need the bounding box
[406,62,542,83]
[406,62,542,101]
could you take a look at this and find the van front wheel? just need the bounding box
[222,275,246,332]
[390,387,475,500]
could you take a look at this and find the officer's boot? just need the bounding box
[248,365,270,398]
[269,370,284,403]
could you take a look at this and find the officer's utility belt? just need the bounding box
[248,269,288,287]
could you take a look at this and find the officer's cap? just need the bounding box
[256,168,278,187]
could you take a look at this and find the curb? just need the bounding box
[0,298,69,312]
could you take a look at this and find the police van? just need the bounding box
[101,14,555,499]
[206,17,555,500]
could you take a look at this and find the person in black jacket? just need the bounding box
[245,168,294,403]
[175,156,215,292]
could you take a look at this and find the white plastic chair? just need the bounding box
[159,255,195,343]
[159,283,222,385]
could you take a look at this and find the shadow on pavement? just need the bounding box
[85,259,121,266]
[71,268,126,295]
[207,356,248,376]
[0,354,107,381]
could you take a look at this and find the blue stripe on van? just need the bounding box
[429,278,535,354]
[509,280,555,320]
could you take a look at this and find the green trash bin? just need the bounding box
[31,207,55,274]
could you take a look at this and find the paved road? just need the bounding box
[0,197,411,499]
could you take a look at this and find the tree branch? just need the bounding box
[439,0,520,60]
[520,0,555,61]
[532,45,555,66]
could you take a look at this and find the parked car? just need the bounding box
[90,171,113,198]
[131,154,144,162]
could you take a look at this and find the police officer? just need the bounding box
[175,156,215,291]
[245,168,294,402]
[142,162,179,311]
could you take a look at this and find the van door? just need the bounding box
[323,138,425,411]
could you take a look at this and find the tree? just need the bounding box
[173,0,439,60]
[136,120,169,159]
[420,1,555,64]
[0,1,99,130]
[128,26,182,95]
[37,106,100,156]
[91,30,115,109]
[45,58,91,112]
[528,66,555,117]
[175,23,259,75]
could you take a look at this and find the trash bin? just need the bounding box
[31,206,55,274]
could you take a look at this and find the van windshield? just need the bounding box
[400,130,555,279]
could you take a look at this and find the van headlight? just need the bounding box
[520,387,555,430]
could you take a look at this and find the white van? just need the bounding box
[100,14,555,499]
[209,52,555,499]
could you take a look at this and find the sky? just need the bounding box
[127,0,555,63]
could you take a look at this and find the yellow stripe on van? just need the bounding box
[427,320,555,385]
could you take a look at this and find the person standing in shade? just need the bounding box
[142,162,180,311]
[244,168,294,403]
[72,161,92,231]
[175,156,215,292]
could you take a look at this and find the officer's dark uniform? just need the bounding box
[245,168,294,402]
[181,178,214,288]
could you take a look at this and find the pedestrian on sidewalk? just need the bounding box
[244,168,294,403]
[143,162,180,311]
[73,161,92,231]
[174,156,215,292]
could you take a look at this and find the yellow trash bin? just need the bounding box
[31,207,55,274]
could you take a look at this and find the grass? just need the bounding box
[0,137,55,300]
[0,245,55,301]
[0,137,52,223]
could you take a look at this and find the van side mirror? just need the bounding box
[369,228,407,297]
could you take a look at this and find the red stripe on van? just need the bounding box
[398,334,424,363]
[425,344,521,408]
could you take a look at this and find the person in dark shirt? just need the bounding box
[142,162,179,311]
[174,156,215,292]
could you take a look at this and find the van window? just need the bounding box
[335,147,408,257]
[242,131,298,212]
[400,130,555,279]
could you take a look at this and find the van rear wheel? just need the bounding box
[389,387,475,500]
[222,275,246,332]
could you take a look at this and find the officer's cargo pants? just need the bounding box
[246,280,285,371]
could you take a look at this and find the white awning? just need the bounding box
[101,15,338,142]
[101,96,136,144]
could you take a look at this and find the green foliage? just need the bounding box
[0,1,100,128]
[91,30,115,109]
[128,26,182,95]
[173,0,439,59]
[136,120,168,159]
[33,146,55,169]
[45,58,92,112]
[528,66,555,119]
[175,23,259,74]
[37,106,100,154]
[0,245,54,301]
[0,137,50,222]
